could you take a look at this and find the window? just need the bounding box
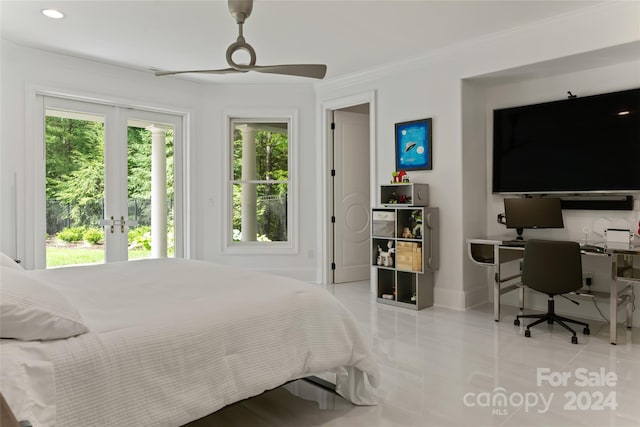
[225,112,297,253]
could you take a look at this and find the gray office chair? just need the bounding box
[514,239,590,344]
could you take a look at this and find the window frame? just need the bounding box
[222,109,298,254]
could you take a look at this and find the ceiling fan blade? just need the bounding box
[155,1,327,80]
[155,68,246,77]
[249,64,327,79]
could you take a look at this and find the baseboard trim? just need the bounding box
[434,285,489,311]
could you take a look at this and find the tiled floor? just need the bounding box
[191,281,640,427]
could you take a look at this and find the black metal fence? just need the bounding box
[46,198,173,236]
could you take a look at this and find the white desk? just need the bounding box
[467,237,638,345]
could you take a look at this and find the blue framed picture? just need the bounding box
[395,118,432,171]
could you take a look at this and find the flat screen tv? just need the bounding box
[492,88,640,194]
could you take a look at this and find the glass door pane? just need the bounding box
[127,120,175,260]
[45,109,106,268]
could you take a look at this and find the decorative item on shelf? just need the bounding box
[411,293,417,302]
[387,192,410,204]
[411,210,422,239]
[402,227,412,239]
[376,241,395,267]
[387,191,398,204]
[390,170,409,183]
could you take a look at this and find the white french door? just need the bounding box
[35,96,183,268]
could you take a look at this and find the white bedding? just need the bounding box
[0,258,379,426]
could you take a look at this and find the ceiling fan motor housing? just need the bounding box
[229,0,253,24]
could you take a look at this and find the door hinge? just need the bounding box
[331,169,335,177]
[330,122,335,130]
[331,216,335,223]
[331,262,336,270]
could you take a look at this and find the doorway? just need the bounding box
[330,104,371,284]
[37,96,183,269]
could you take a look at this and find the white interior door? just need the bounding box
[333,110,370,283]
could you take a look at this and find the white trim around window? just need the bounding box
[222,109,299,255]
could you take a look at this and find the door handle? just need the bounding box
[99,216,116,234]
[100,216,138,234]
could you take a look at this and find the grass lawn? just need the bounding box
[46,246,152,268]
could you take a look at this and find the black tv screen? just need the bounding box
[492,88,640,194]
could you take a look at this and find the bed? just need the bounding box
[0,254,379,426]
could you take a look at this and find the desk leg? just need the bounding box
[493,245,501,322]
[610,277,617,345]
[627,285,633,329]
[494,274,500,322]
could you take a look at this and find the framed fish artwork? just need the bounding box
[395,118,432,171]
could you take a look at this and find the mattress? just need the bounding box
[0,258,378,426]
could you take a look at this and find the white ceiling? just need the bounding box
[1,0,606,85]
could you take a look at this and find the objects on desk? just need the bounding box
[605,228,633,247]
[502,197,564,240]
[581,244,605,254]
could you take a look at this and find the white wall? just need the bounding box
[196,83,318,279]
[483,61,640,244]
[0,39,203,267]
[316,1,640,312]
[480,62,640,327]
[0,39,318,280]
[2,1,639,301]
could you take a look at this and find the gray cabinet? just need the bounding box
[380,183,429,206]
[372,205,439,310]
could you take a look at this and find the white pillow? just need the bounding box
[0,266,89,340]
[0,252,23,270]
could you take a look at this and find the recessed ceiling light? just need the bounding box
[42,9,65,19]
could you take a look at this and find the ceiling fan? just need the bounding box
[155,0,327,79]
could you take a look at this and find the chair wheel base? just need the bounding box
[524,329,531,338]
[583,328,590,335]
[571,336,578,344]
[514,319,520,326]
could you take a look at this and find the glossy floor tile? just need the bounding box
[190,281,640,427]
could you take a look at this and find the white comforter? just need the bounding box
[1,258,378,426]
